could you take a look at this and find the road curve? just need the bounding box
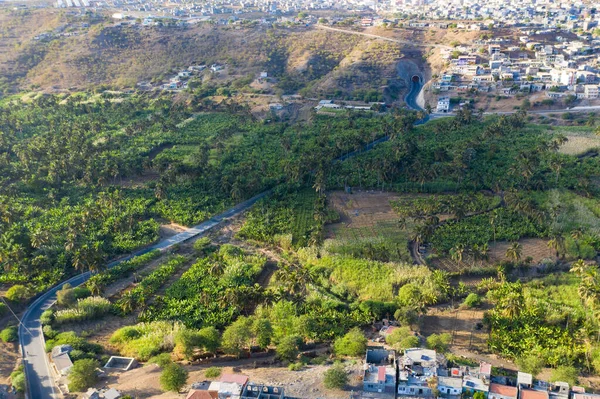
[20,68,430,398]
[19,190,270,399]
[315,25,452,50]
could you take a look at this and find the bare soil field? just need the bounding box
[421,306,517,370]
[100,361,363,399]
[325,190,403,238]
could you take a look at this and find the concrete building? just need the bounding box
[362,347,397,399]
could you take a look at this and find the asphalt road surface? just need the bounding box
[19,190,270,399]
[18,72,431,398]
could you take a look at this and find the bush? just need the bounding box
[276,335,303,362]
[0,326,18,343]
[463,293,482,308]
[6,285,28,302]
[148,353,173,368]
[160,363,188,392]
[426,333,452,352]
[0,302,7,316]
[288,362,304,371]
[323,364,348,389]
[40,309,55,325]
[334,328,367,357]
[68,359,100,392]
[193,237,212,253]
[54,296,112,324]
[45,331,103,354]
[549,365,578,386]
[204,366,222,379]
[516,353,545,376]
[57,284,76,307]
[10,369,25,393]
[43,325,58,339]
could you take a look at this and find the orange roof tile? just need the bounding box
[490,383,518,398]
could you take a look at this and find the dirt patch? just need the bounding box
[0,342,19,386]
[326,190,403,238]
[100,361,363,399]
[421,306,516,370]
[488,238,555,264]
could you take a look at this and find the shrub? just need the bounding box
[288,362,304,371]
[276,335,303,362]
[148,353,173,368]
[0,326,18,343]
[549,365,578,386]
[6,285,28,302]
[43,325,58,339]
[205,366,222,378]
[160,363,188,392]
[0,302,7,316]
[463,293,482,308]
[193,237,212,253]
[54,297,111,324]
[57,284,76,307]
[40,309,55,325]
[516,353,545,376]
[45,331,103,354]
[68,359,100,392]
[323,364,348,389]
[10,369,25,393]
[426,333,452,352]
[334,328,367,357]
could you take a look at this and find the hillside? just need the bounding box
[0,9,427,102]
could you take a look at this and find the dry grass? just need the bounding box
[559,135,600,155]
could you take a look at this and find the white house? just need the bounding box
[437,97,450,112]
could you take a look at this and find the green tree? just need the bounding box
[276,334,303,362]
[160,363,188,392]
[198,326,221,355]
[426,333,452,352]
[323,364,348,389]
[474,392,486,399]
[505,242,522,263]
[68,359,100,392]
[221,316,252,357]
[252,318,273,350]
[334,327,367,357]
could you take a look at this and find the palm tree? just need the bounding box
[505,242,522,263]
[547,235,565,258]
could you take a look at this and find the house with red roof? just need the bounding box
[520,389,549,399]
[489,383,518,399]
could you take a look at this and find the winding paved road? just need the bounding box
[19,67,429,399]
[19,191,270,399]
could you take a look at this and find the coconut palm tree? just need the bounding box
[505,242,522,263]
